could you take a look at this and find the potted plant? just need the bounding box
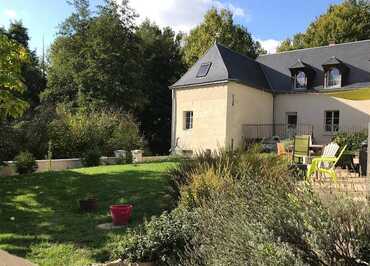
[110,204,133,225]
[79,193,98,212]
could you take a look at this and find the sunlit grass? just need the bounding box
[0,161,177,265]
[325,87,370,100]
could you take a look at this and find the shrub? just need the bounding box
[179,168,233,209]
[178,149,370,265]
[48,105,143,159]
[332,131,368,152]
[113,208,197,265]
[14,151,38,174]
[167,149,243,201]
[114,148,370,265]
[81,147,101,167]
[0,106,55,161]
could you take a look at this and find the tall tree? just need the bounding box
[43,0,145,112]
[183,8,265,66]
[136,20,185,154]
[0,34,29,119]
[6,21,46,109]
[277,0,370,52]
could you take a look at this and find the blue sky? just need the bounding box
[0,0,342,54]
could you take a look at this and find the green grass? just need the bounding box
[325,87,370,100]
[0,162,177,264]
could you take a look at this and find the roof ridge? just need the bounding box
[258,39,370,57]
[215,42,257,63]
[214,43,230,79]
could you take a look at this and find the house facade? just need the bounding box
[170,41,370,153]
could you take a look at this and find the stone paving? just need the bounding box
[312,168,369,202]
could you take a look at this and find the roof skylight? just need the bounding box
[196,62,212,78]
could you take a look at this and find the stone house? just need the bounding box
[170,40,370,153]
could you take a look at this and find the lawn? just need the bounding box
[0,161,177,265]
[325,87,370,100]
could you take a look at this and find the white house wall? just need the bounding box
[274,93,370,143]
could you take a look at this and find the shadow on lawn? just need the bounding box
[0,166,175,261]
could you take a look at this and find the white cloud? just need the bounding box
[257,39,281,54]
[126,0,249,33]
[4,9,17,19]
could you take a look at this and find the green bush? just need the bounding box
[112,148,370,265]
[170,148,370,265]
[81,147,101,167]
[48,106,143,159]
[113,209,197,265]
[0,106,55,161]
[0,124,23,161]
[14,151,38,174]
[332,130,368,152]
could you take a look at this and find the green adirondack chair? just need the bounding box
[306,144,347,182]
[293,135,310,163]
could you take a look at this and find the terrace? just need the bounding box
[243,123,370,201]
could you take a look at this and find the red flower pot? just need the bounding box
[110,204,133,225]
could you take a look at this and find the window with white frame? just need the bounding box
[293,71,307,89]
[325,67,341,88]
[324,110,339,132]
[184,111,193,130]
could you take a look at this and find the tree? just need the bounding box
[277,0,370,52]
[0,34,29,119]
[136,20,185,154]
[7,21,46,109]
[183,8,265,66]
[43,0,145,112]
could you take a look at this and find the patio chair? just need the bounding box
[277,143,287,156]
[306,145,347,182]
[321,142,340,157]
[293,135,310,163]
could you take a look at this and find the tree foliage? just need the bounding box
[183,8,265,66]
[136,20,185,154]
[44,0,184,154]
[6,21,47,109]
[43,0,144,112]
[278,0,370,52]
[0,34,29,119]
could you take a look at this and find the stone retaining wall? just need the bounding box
[1,157,119,176]
[0,152,171,177]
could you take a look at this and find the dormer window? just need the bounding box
[293,71,307,89]
[324,67,341,88]
[322,57,348,89]
[289,59,314,90]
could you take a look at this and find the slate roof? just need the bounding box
[171,40,370,93]
[257,39,370,92]
[170,43,270,91]
[322,56,342,66]
[289,59,307,69]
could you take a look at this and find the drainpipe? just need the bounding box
[170,89,177,154]
[367,122,370,177]
[272,93,276,136]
